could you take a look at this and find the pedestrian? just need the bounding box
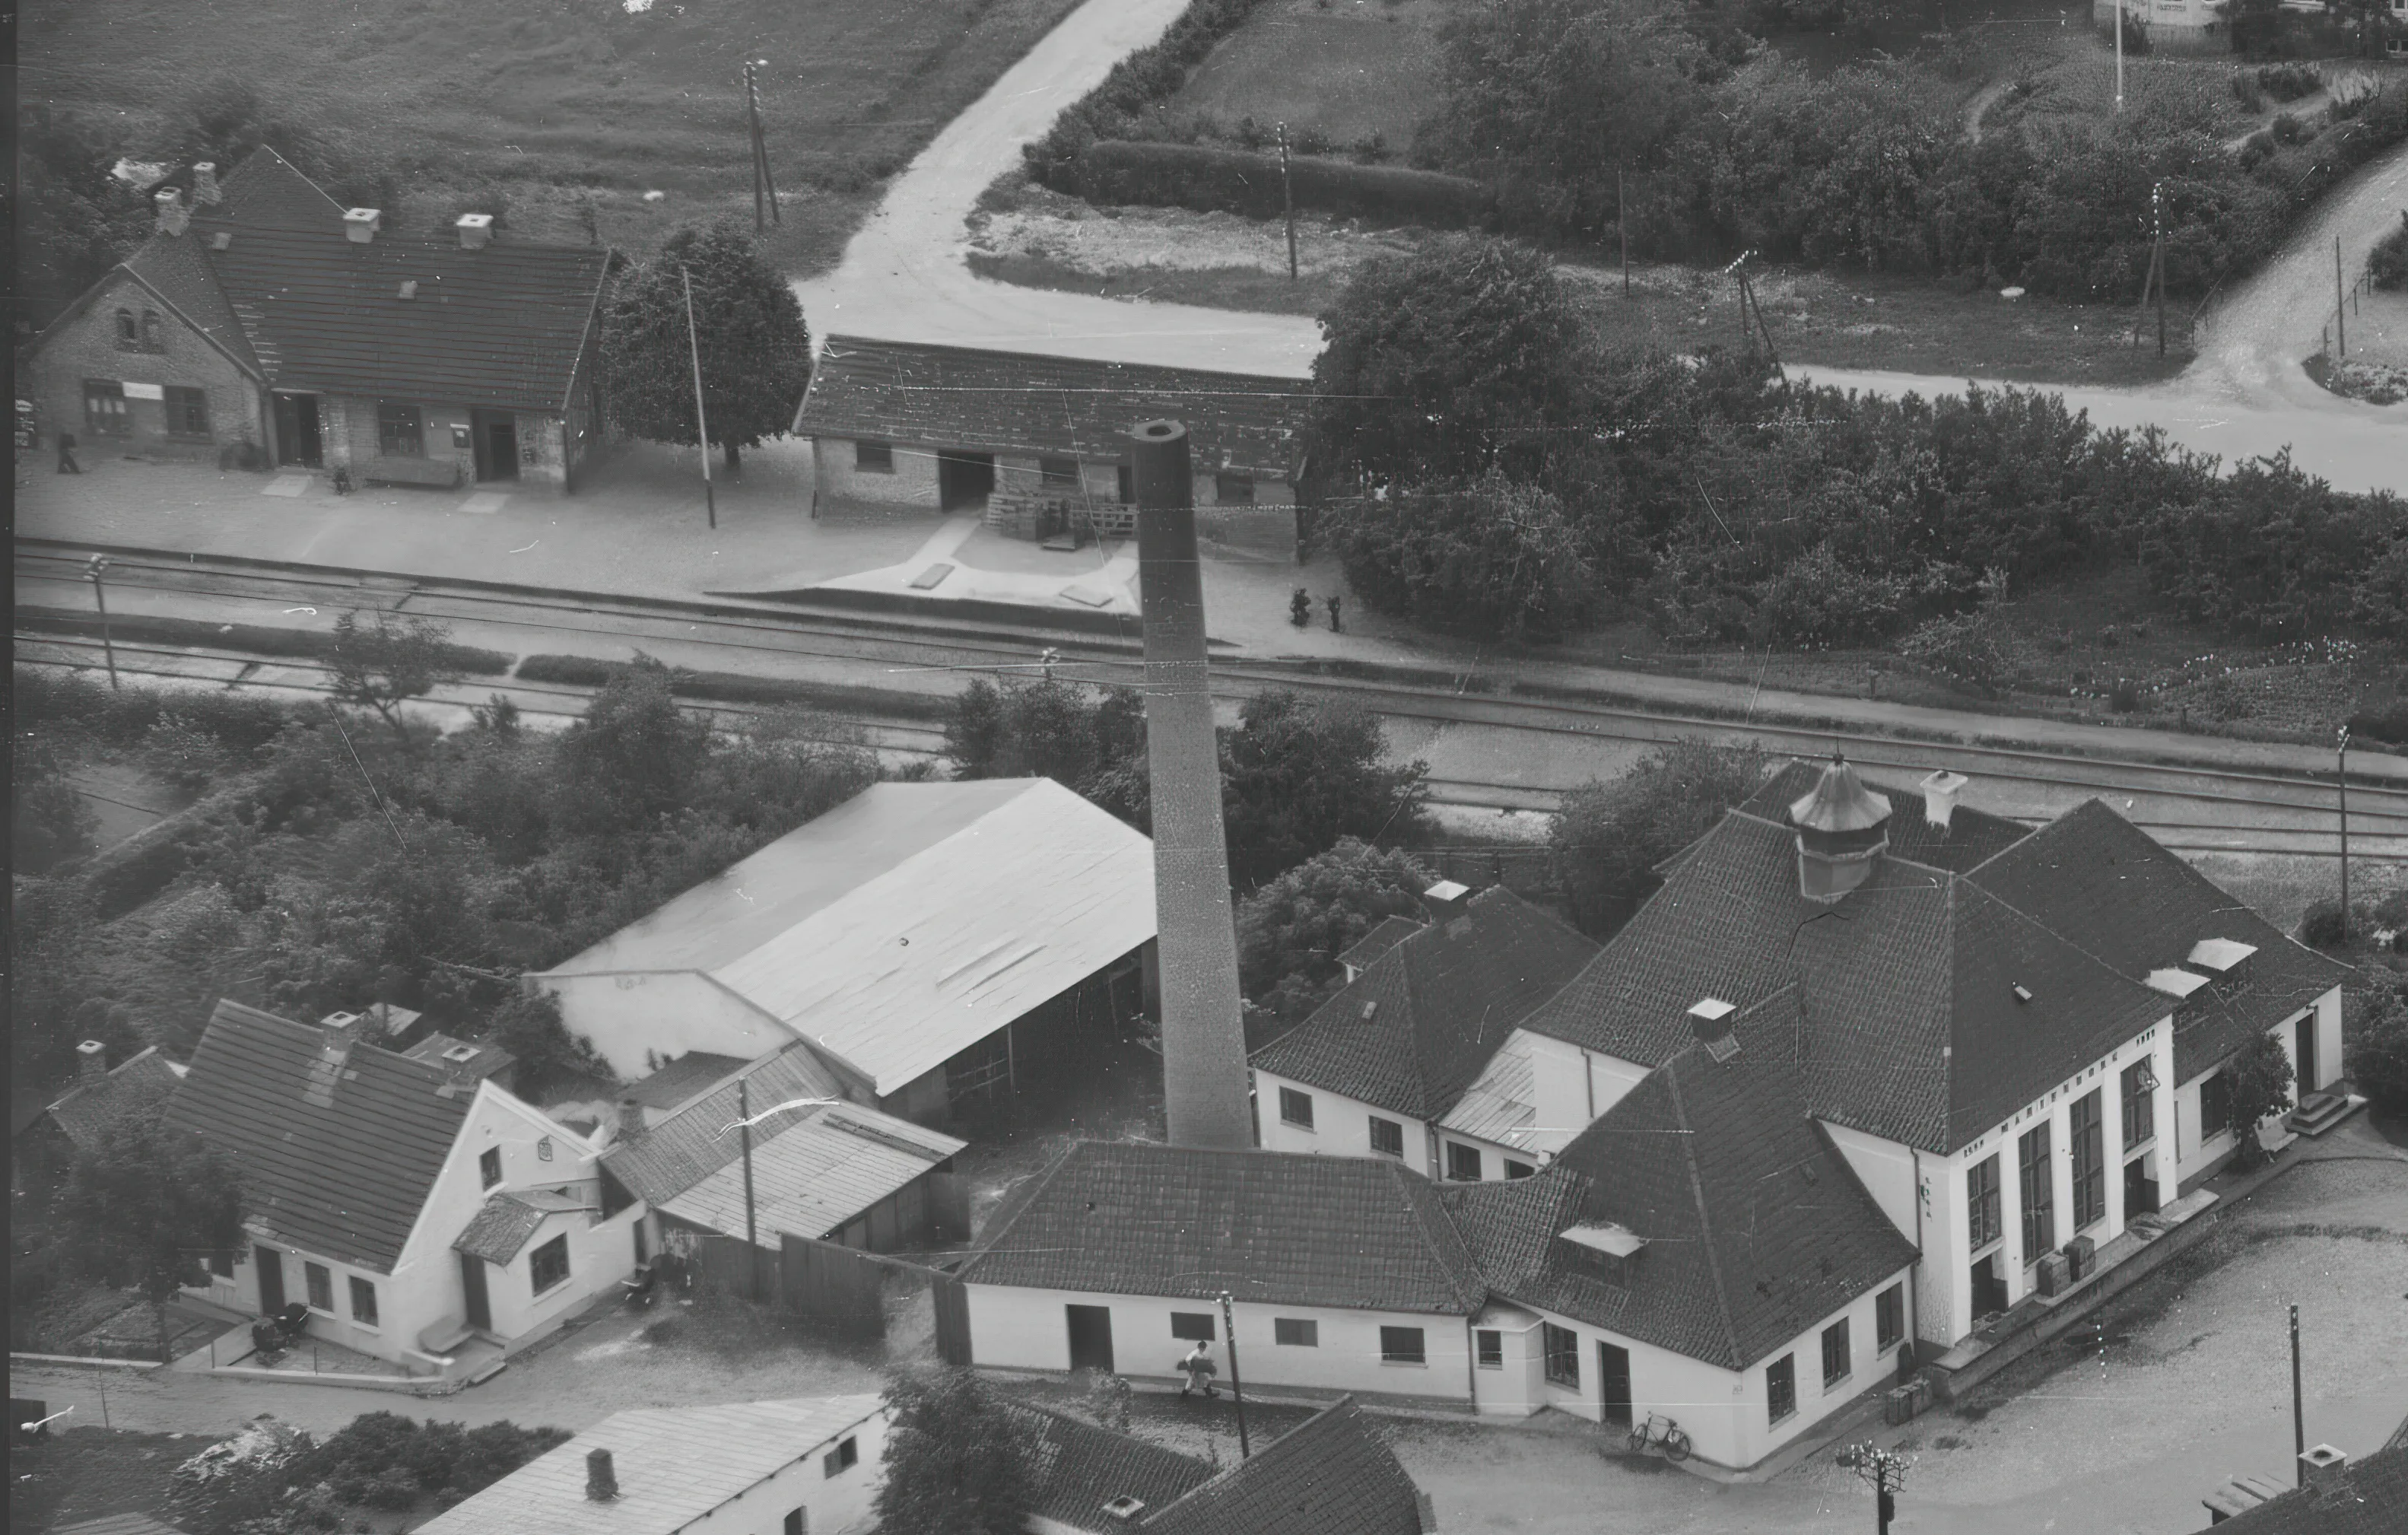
[1325,593,1342,634]
[1177,1339,1219,1399]
[56,431,81,475]
[1290,586,1312,628]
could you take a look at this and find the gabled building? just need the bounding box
[1250,885,1600,1181]
[14,1040,187,1190]
[1136,1397,1436,1535]
[535,779,1156,1127]
[165,1000,642,1378]
[23,147,610,492]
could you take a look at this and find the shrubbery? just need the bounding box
[2372,211,2408,292]
[1063,141,1489,227]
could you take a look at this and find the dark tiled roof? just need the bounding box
[624,1051,748,1111]
[453,1190,557,1266]
[125,231,262,375]
[958,1142,1487,1315]
[2214,1441,2408,1535]
[52,1515,193,1535]
[601,1045,847,1206]
[1250,888,1599,1120]
[1142,1398,1428,1535]
[1969,799,2352,1082]
[1337,916,1423,973]
[1476,1005,1918,1370]
[1739,758,2034,872]
[164,1000,475,1271]
[795,335,1316,477]
[997,1402,1214,1532]
[45,1047,186,1155]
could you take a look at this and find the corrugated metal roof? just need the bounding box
[554,780,1156,1095]
[412,1396,886,1535]
[600,1045,850,1206]
[1436,1036,1548,1153]
[657,1104,964,1244]
[52,1515,193,1535]
[623,1051,746,1111]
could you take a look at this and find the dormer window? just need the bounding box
[1558,1222,1645,1288]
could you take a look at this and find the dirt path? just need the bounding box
[1962,78,2010,145]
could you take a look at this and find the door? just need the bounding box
[1971,1253,2009,1320]
[936,450,994,510]
[1597,1341,1634,1428]
[460,1252,492,1331]
[255,1244,285,1314]
[273,395,322,467]
[1066,1304,1113,1375]
[2294,1018,2317,1095]
[473,410,519,481]
[2124,1157,2159,1219]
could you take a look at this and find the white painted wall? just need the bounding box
[2172,994,2335,1191]
[1250,1070,1429,1173]
[537,968,796,1081]
[964,1285,1477,1406]
[678,1409,888,1535]
[816,436,943,510]
[1823,1123,1919,1246]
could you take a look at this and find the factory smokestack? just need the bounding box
[1131,419,1253,1150]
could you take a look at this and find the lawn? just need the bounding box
[1170,0,1463,151]
[19,0,1091,275]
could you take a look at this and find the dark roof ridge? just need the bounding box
[1660,1061,1745,1371]
[1386,1159,1487,1314]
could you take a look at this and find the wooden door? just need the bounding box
[255,1244,285,1314]
[2294,1019,2317,1095]
[1066,1305,1113,1375]
[460,1252,491,1331]
[1597,1341,1633,1428]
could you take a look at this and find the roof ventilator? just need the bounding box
[1689,998,1740,1063]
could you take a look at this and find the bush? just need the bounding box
[1066,140,1490,227]
[1320,473,1600,642]
[2257,62,2321,103]
[2371,212,2408,292]
[2346,981,2408,1116]
[1025,0,1282,180]
[1899,610,2015,695]
[2229,71,2266,115]
[2302,898,2350,949]
[1235,838,1433,1034]
[1551,738,1769,937]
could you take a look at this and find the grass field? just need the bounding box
[19,0,1090,275]
[1170,0,1462,148]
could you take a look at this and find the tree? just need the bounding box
[173,79,402,222]
[1309,235,1590,485]
[484,989,606,1096]
[602,220,813,471]
[2223,1028,2297,1169]
[1549,737,1769,937]
[15,107,153,330]
[12,740,99,874]
[552,656,711,831]
[329,610,465,744]
[58,1119,247,1350]
[1220,692,1433,888]
[2345,980,2408,1118]
[944,676,1144,788]
[872,1368,1034,1535]
[1236,838,1434,1035]
[1320,471,1600,642]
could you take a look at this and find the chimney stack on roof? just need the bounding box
[456,213,493,250]
[344,207,383,243]
[1101,1495,1148,1523]
[192,162,222,205]
[1688,999,1740,1063]
[154,186,189,237]
[77,1039,110,1085]
[585,1448,619,1502]
[1790,753,1893,904]
[2298,1444,2347,1491]
[1919,769,1968,832]
[617,1097,646,1142]
[1422,879,1472,923]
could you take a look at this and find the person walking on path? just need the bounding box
[1325,593,1343,633]
[1290,587,1312,628]
[56,431,81,474]
[1177,1340,1219,1399]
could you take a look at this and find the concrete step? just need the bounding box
[2286,1091,2361,1137]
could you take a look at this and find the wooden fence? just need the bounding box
[692,1230,972,1362]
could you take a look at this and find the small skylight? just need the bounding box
[1560,1222,1647,1258]
[1360,1000,1380,1024]
[441,1044,480,1063]
[397,280,418,300]
[210,231,232,250]
[2011,984,2034,1004]
[2144,968,2211,999]
[2187,938,2257,974]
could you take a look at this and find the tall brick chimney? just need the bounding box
[77,1039,109,1085]
[616,1097,646,1142]
[344,208,382,243]
[192,162,222,205]
[585,1448,619,1502]
[154,186,189,237]
[1131,419,1253,1150]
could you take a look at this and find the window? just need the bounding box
[480,1146,502,1189]
[304,1262,334,1313]
[536,1136,553,1162]
[1117,463,1135,505]
[1379,1326,1426,1365]
[1967,1154,2003,1254]
[1542,1323,1581,1388]
[1273,1318,1318,1347]
[116,308,139,348]
[2018,1122,2055,1262]
[1445,1142,1483,1182]
[1040,456,1079,488]
[853,440,893,472]
[1368,1116,1405,1158]
[164,386,211,437]
[529,1234,570,1295]
[784,1510,808,1535]
[208,1250,235,1279]
[1767,1354,1796,1424]
[2200,1070,2234,1139]
[1876,1283,1904,1352]
[2122,1059,2156,1151]
[1278,1087,1314,1130]
[1821,1318,1850,1388]
[349,1276,379,1327]
[1170,1312,1215,1343]
[377,402,424,457]
[2070,1089,2106,1230]
[142,311,164,351]
[823,1435,859,1476]
[1213,471,1256,504]
[84,380,129,435]
[1504,1158,1535,1180]
[1476,1329,1504,1368]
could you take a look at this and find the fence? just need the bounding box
[2321,234,2381,370]
[691,1230,971,1359]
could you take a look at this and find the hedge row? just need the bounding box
[1065,140,1491,227]
[1026,0,1279,179]
[18,606,513,676]
[514,653,955,718]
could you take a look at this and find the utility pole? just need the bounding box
[85,555,119,690]
[1217,1292,1251,1460]
[1277,122,1298,281]
[1618,164,1630,297]
[2338,727,2351,937]
[681,264,716,529]
[2153,182,2167,356]
[745,62,780,231]
[738,1076,760,1298]
[2290,1304,2305,1483]
[2335,236,2346,358]
[1843,1442,1910,1534]
[2114,2,2125,115]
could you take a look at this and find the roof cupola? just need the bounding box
[1790,752,1892,904]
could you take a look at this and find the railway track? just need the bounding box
[20,541,2408,850]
